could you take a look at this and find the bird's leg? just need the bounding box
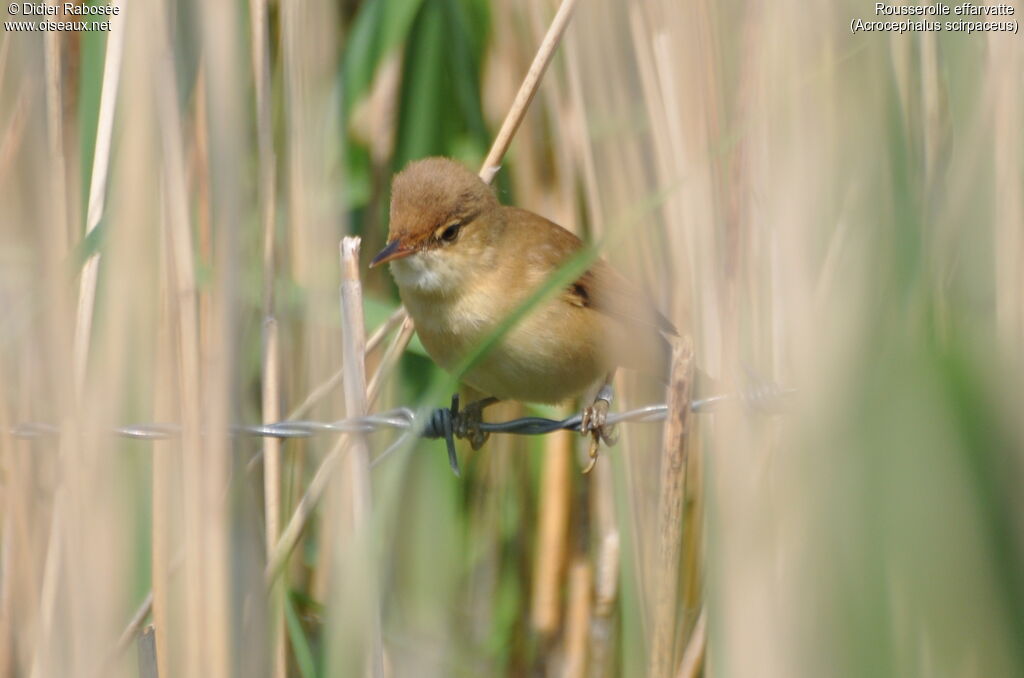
[452,395,499,451]
[580,372,619,473]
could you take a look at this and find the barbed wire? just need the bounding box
[7,389,794,443]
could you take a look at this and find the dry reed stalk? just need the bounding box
[531,427,573,635]
[261,318,286,678]
[265,432,347,584]
[120,0,585,663]
[990,35,1023,352]
[0,80,29,195]
[150,224,175,678]
[291,307,406,420]
[338,238,374,524]
[71,0,125,400]
[0,355,16,675]
[561,28,604,238]
[334,237,384,678]
[281,0,309,279]
[148,1,211,671]
[562,558,594,678]
[27,6,126,675]
[587,447,620,678]
[262,312,409,583]
[499,1,571,225]
[42,1,69,257]
[560,24,622,672]
[196,3,247,672]
[674,607,706,678]
[0,111,43,678]
[249,0,284,671]
[26,505,62,678]
[480,0,580,184]
[279,0,343,607]
[678,430,704,639]
[621,5,672,619]
[648,338,694,678]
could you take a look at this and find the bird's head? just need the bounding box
[371,157,503,295]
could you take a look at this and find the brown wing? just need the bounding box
[568,261,678,337]
[501,206,677,336]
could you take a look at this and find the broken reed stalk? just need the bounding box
[338,237,373,524]
[648,337,695,678]
[337,237,384,678]
[263,311,409,583]
[123,308,411,652]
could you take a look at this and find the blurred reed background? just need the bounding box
[1,0,1023,677]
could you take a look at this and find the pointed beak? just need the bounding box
[369,239,414,268]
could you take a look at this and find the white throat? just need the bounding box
[389,251,461,295]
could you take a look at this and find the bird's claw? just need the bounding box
[580,386,618,473]
[452,396,493,451]
[428,394,497,477]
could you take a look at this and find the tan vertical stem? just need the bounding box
[249,0,284,670]
[337,237,383,678]
[674,607,707,678]
[479,0,580,183]
[531,428,572,634]
[562,558,594,678]
[648,338,695,678]
[72,0,125,399]
[261,318,285,678]
[30,3,125,675]
[588,450,620,678]
[43,0,69,257]
[152,248,173,678]
[152,0,206,668]
[992,36,1023,351]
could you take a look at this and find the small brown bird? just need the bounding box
[371,157,676,466]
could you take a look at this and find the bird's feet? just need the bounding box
[452,395,498,451]
[428,394,500,477]
[580,381,618,474]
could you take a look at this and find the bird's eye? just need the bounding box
[439,223,461,242]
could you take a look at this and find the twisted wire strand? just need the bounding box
[7,389,794,443]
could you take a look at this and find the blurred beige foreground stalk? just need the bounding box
[566,0,1024,677]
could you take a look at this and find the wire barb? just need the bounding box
[8,389,796,475]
